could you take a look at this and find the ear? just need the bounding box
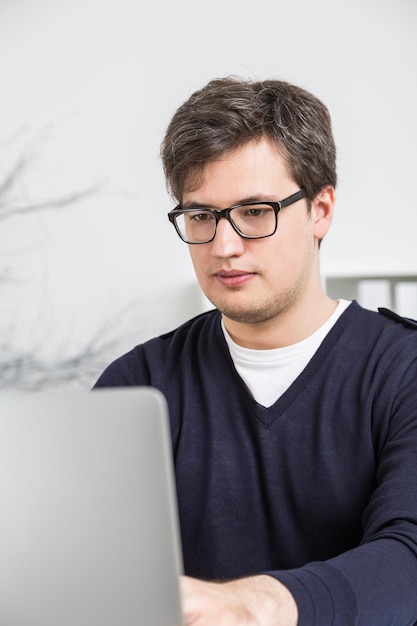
[311,185,335,241]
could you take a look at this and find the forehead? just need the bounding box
[182,138,293,207]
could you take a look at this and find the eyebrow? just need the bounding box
[181,195,279,209]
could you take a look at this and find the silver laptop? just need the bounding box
[0,387,184,626]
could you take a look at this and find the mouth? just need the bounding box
[214,269,256,287]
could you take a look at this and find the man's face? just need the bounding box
[182,138,331,333]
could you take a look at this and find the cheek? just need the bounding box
[188,248,207,278]
[271,223,315,270]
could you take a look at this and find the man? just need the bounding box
[94,77,417,625]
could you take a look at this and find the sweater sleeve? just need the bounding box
[93,347,150,388]
[269,358,417,625]
[270,540,417,625]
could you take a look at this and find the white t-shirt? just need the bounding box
[222,300,351,407]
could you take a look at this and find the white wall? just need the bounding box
[0,0,416,387]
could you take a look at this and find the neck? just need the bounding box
[222,290,338,350]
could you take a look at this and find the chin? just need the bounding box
[215,300,279,325]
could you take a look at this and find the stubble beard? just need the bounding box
[205,286,301,326]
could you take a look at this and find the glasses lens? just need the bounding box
[175,210,216,243]
[230,204,277,238]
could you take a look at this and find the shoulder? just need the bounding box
[338,302,417,388]
[327,301,417,382]
[377,307,417,330]
[341,300,417,339]
[158,307,221,342]
[93,308,222,387]
[363,304,417,348]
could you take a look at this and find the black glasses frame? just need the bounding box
[167,189,307,244]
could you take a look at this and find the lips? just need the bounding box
[214,269,256,287]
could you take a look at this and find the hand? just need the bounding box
[180,574,298,626]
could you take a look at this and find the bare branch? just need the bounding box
[0,154,29,205]
[0,123,99,222]
[0,124,118,390]
[0,321,125,391]
[0,186,98,221]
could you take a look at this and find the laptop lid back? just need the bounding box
[0,387,184,626]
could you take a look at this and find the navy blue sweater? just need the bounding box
[94,301,417,625]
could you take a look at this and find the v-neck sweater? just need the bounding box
[94,301,417,625]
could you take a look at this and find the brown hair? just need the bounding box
[161,76,337,204]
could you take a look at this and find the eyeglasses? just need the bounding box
[167,189,307,244]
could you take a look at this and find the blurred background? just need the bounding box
[1,0,416,390]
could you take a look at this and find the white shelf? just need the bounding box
[324,273,417,318]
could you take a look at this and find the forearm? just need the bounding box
[181,573,298,626]
[270,539,417,625]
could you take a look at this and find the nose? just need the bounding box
[209,217,245,258]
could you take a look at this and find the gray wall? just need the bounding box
[0,0,416,387]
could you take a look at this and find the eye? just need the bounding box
[238,205,274,219]
[245,208,266,217]
[191,212,211,222]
